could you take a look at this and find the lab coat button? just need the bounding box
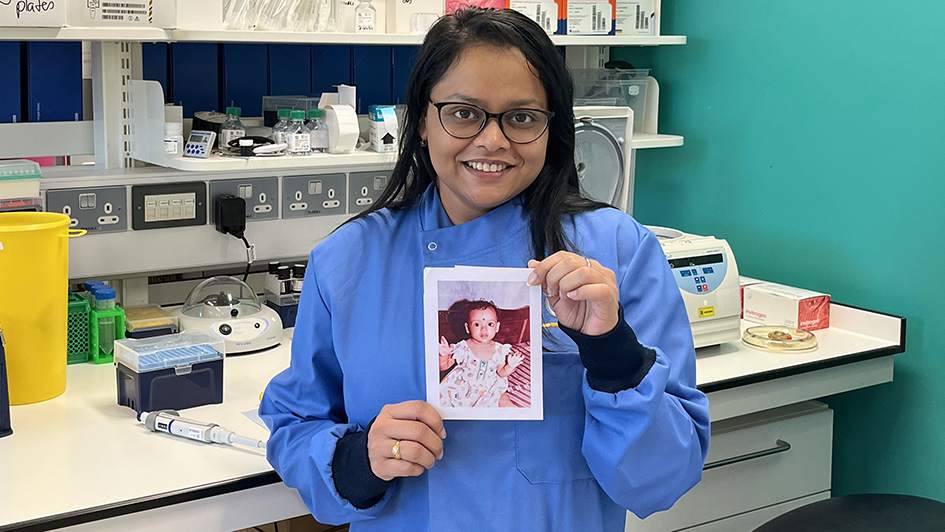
[428,242,437,251]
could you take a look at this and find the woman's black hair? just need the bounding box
[347,7,611,259]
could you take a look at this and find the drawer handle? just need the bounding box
[703,439,791,471]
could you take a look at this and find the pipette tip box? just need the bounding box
[124,305,179,339]
[114,331,224,414]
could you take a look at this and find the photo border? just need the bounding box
[424,267,543,420]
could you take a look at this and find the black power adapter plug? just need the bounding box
[214,194,246,238]
[214,194,254,281]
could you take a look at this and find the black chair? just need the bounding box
[754,494,945,532]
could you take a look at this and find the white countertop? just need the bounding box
[0,304,904,530]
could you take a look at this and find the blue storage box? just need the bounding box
[114,331,225,414]
[266,299,299,329]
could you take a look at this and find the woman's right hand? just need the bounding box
[367,401,446,481]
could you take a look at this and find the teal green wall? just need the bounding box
[613,1,945,498]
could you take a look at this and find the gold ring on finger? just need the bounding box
[392,440,402,460]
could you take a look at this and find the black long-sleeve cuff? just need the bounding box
[559,306,657,393]
[331,418,393,509]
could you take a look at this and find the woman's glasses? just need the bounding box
[430,101,554,145]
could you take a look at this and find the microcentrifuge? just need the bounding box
[648,226,741,348]
[176,276,283,355]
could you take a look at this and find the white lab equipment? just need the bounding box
[183,130,216,158]
[139,410,265,449]
[648,226,741,348]
[573,106,634,211]
[175,276,283,355]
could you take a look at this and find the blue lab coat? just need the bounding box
[260,185,711,531]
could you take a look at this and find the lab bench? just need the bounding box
[0,303,904,532]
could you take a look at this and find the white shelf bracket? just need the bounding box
[91,41,133,169]
[565,45,610,69]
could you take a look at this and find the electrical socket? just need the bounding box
[348,171,390,215]
[282,174,347,218]
[46,186,127,233]
[208,177,279,222]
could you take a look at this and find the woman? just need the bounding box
[260,8,710,531]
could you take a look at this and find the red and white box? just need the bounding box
[739,276,765,319]
[743,282,830,331]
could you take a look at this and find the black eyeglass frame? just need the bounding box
[429,101,555,145]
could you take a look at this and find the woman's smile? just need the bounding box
[421,44,549,225]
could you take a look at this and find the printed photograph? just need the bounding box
[424,267,542,420]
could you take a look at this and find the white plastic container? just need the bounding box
[571,68,650,132]
[0,160,42,200]
[163,122,184,156]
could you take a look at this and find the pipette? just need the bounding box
[138,410,266,449]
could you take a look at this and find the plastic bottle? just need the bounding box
[93,287,117,357]
[163,122,184,156]
[306,109,329,153]
[270,109,291,145]
[286,110,311,156]
[355,0,376,33]
[219,106,246,150]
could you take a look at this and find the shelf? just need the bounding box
[0,26,171,41]
[170,31,686,46]
[169,29,425,45]
[160,134,681,172]
[0,26,685,46]
[164,151,398,172]
[633,133,684,149]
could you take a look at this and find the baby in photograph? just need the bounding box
[439,300,525,408]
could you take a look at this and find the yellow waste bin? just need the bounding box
[0,213,85,405]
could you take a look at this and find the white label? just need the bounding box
[272,130,287,145]
[615,0,654,35]
[567,1,611,34]
[0,0,65,27]
[509,1,557,34]
[163,139,179,154]
[188,427,203,440]
[287,133,311,153]
[220,128,245,149]
[356,11,375,32]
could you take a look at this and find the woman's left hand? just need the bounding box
[527,252,620,336]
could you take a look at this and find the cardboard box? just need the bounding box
[445,0,506,15]
[565,0,615,35]
[615,0,654,35]
[0,0,173,28]
[743,282,831,331]
[508,1,561,34]
[387,0,443,34]
[368,105,398,153]
[739,276,765,319]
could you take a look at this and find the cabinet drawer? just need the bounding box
[626,401,832,532]
[680,492,830,532]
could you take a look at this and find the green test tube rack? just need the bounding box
[89,306,126,365]
[67,294,91,365]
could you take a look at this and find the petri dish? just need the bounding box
[742,326,818,352]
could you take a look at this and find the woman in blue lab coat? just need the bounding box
[260,8,710,531]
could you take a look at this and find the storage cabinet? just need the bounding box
[626,401,833,531]
[681,492,831,532]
